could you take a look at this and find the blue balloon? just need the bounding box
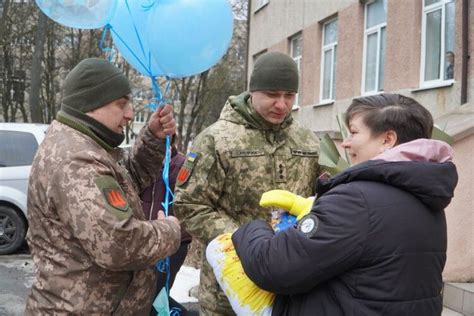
[147,0,234,78]
[109,0,163,77]
[35,0,117,29]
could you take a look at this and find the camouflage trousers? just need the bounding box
[198,260,235,316]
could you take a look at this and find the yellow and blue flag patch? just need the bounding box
[177,152,199,186]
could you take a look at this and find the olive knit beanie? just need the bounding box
[249,52,299,92]
[61,58,131,112]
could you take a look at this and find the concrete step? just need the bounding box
[443,282,474,315]
[443,307,464,315]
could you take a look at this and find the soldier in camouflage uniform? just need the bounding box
[174,52,321,315]
[25,58,181,315]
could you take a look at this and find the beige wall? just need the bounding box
[443,133,474,282]
[249,0,354,59]
[249,0,471,114]
[335,4,365,100]
[249,0,474,282]
[250,0,472,127]
[384,0,422,91]
[300,22,321,105]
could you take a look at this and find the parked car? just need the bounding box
[0,123,49,255]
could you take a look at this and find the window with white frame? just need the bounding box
[362,0,386,94]
[421,0,455,86]
[290,34,302,106]
[254,0,269,12]
[320,19,338,102]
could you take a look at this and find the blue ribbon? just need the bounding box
[146,79,172,112]
[102,0,176,307]
[101,0,155,77]
[156,256,171,294]
[99,25,116,62]
[274,213,298,233]
[153,78,174,299]
[107,25,153,77]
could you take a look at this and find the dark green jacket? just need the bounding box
[174,91,321,314]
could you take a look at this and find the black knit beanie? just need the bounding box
[249,52,299,92]
[61,58,131,112]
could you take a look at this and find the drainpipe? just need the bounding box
[460,0,469,105]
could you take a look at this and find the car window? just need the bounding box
[0,130,38,167]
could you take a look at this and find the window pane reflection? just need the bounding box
[365,32,378,92]
[366,0,387,29]
[424,9,441,81]
[378,27,386,91]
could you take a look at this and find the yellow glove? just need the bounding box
[260,190,314,220]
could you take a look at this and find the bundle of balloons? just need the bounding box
[35,0,234,79]
[36,1,233,315]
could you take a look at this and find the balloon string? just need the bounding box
[151,78,173,216]
[108,27,152,77]
[107,0,153,77]
[104,0,174,306]
[161,134,172,216]
[155,256,171,294]
[127,1,158,78]
[127,0,172,219]
[150,77,174,299]
[156,135,172,297]
[148,78,172,111]
[124,0,148,66]
[99,25,115,62]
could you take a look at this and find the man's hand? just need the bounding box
[157,210,180,226]
[260,190,314,220]
[148,104,176,139]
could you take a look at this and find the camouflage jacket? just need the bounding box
[25,120,181,315]
[174,91,321,314]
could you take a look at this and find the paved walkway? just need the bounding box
[0,247,200,316]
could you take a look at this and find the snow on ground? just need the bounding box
[170,265,200,303]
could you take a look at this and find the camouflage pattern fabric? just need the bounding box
[25,120,181,315]
[174,92,321,315]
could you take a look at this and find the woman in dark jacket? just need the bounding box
[232,94,458,316]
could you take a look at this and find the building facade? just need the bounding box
[248,0,473,282]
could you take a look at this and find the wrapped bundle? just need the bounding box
[206,233,274,316]
[206,189,315,315]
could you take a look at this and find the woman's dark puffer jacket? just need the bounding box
[233,157,458,316]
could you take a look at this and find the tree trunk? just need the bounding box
[29,11,48,123]
[182,72,208,153]
[1,47,12,122]
[44,21,57,123]
[0,0,10,41]
[175,77,192,151]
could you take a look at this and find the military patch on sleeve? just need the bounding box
[104,188,128,211]
[176,152,199,187]
[297,213,319,238]
[95,175,131,220]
